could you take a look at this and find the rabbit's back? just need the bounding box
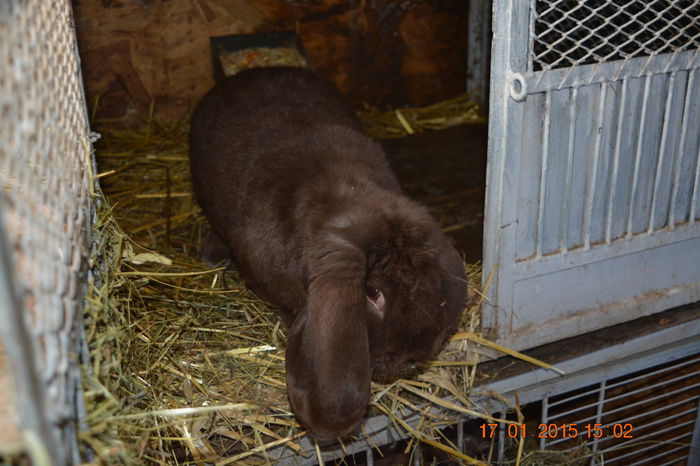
[189,66,395,209]
[189,67,400,310]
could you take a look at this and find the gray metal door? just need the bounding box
[483,1,700,351]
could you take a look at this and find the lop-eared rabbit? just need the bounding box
[189,67,466,441]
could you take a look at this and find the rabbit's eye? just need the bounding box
[366,286,381,301]
[366,286,386,315]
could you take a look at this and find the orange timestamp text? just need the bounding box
[480,423,634,439]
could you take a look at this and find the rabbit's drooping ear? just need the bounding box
[285,236,371,441]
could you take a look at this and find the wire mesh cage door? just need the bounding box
[0,0,94,463]
[483,0,700,351]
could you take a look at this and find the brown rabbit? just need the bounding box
[189,67,467,441]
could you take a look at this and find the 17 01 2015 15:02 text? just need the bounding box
[480,423,634,439]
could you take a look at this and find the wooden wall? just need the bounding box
[73,0,469,124]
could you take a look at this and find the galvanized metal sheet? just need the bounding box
[484,0,700,351]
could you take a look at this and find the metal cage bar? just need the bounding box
[535,90,552,258]
[583,83,606,249]
[648,71,676,233]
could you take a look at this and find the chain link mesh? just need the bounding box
[0,0,93,461]
[532,0,700,71]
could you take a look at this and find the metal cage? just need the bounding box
[0,0,94,463]
[1,0,699,464]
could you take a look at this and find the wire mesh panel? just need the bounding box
[0,0,93,462]
[532,0,700,71]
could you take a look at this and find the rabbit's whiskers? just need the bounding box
[439,271,469,284]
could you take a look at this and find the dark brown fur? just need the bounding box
[189,67,467,441]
